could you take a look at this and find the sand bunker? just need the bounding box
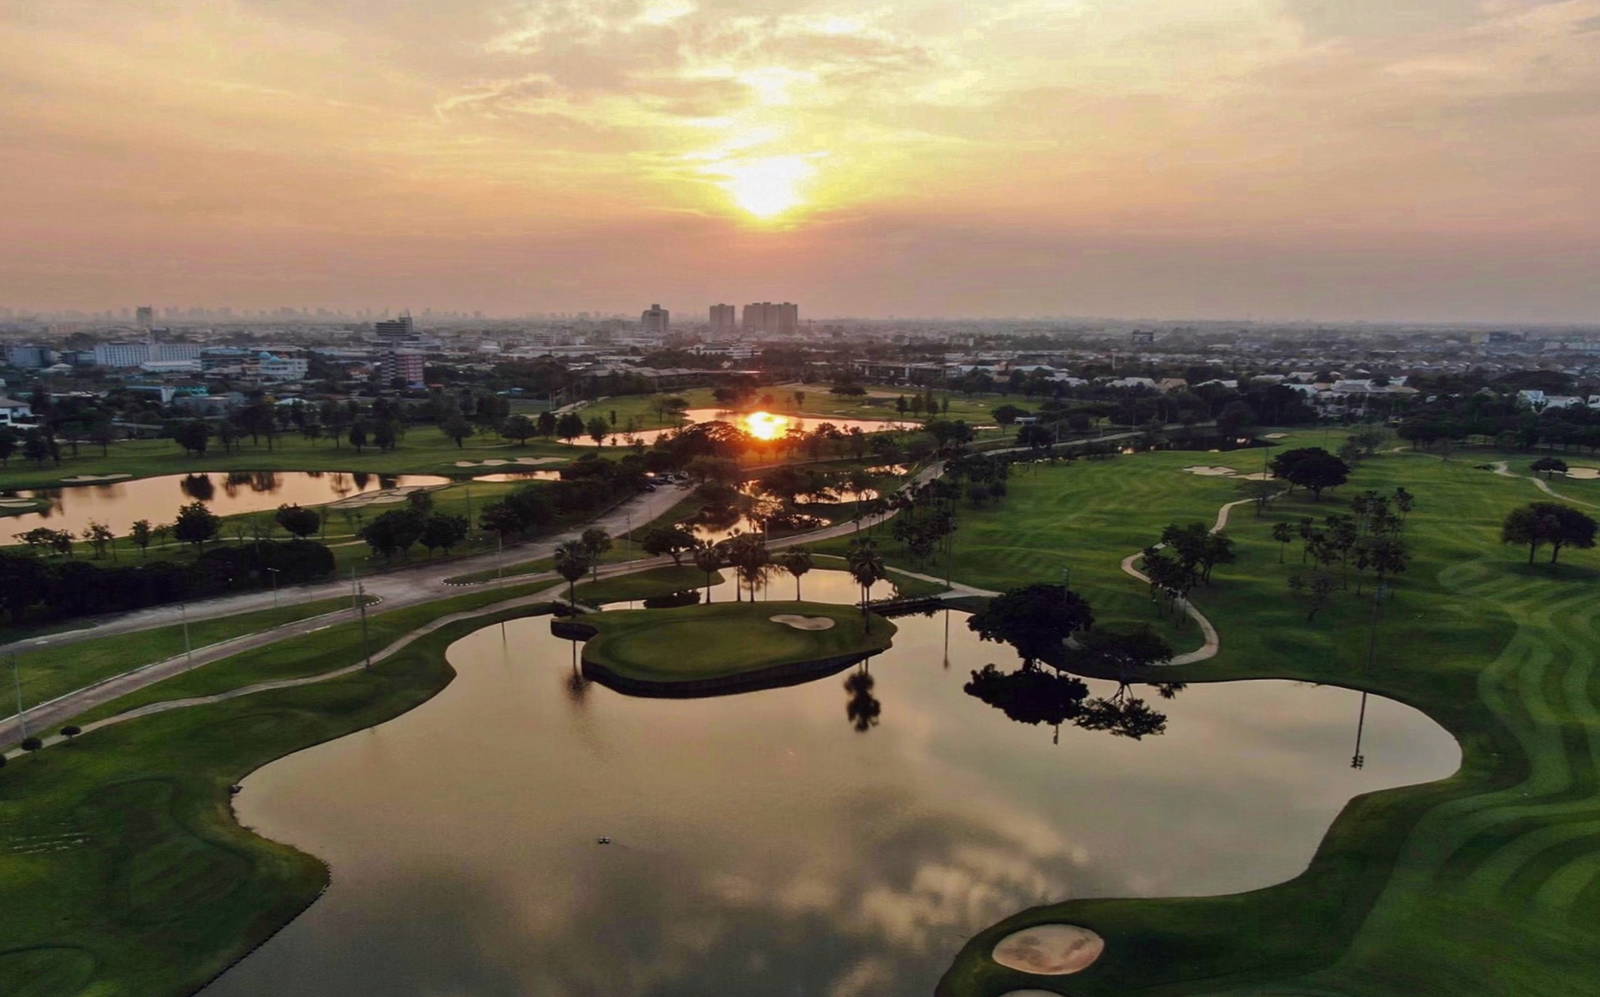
[329,484,438,509]
[1263,432,1289,439]
[770,614,836,631]
[1565,467,1600,480]
[59,473,132,483]
[992,924,1105,975]
[0,498,38,508]
[453,457,565,468]
[1183,465,1239,476]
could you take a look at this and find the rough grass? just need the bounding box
[7,595,364,714]
[0,595,553,997]
[937,439,1600,996]
[575,600,896,682]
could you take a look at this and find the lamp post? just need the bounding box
[11,653,26,739]
[180,601,193,666]
[266,567,280,608]
[358,582,371,669]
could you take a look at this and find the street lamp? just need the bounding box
[266,567,281,608]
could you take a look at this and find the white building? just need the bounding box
[92,342,151,368]
[0,396,34,426]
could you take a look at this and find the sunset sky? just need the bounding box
[3,0,1598,321]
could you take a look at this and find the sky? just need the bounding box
[2,0,1599,322]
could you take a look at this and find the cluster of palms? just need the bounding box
[1276,487,1415,622]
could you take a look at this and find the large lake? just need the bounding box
[209,569,1458,996]
[4,471,449,537]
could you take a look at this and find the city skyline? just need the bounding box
[4,0,1599,322]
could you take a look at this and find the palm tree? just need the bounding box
[776,547,814,600]
[553,540,592,606]
[691,540,722,603]
[846,537,887,617]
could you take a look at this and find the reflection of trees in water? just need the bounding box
[844,666,881,732]
[563,639,589,705]
[180,473,215,501]
[329,472,352,497]
[352,472,372,491]
[963,663,1176,742]
[251,471,280,492]
[379,475,400,490]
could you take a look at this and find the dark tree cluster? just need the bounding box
[1281,487,1414,622]
[1502,502,1597,566]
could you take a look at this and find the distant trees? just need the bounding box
[274,504,322,539]
[173,501,222,548]
[586,416,610,446]
[419,513,469,556]
[640,525,696,565]
[129,519,155,557]
[358,507,427,559]
[1269,447,1350,500]
[1530,457,1569,480]
[556,412,585,443]
[1502,502,1597,566]
[441,415,473,448]
[992,404,1030,426]
[500,414,536,444]
[172,420,211,457]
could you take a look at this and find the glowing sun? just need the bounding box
[743,411,790,440]
[719,155,814,219]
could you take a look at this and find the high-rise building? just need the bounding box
[709,303,737,334]
[92,342,151,368]
[641,303,670,334]
[375,315,414,341]
[741,301,799,335]
[136,305,154,329]
[379,350,426,387]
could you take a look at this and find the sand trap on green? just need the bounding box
[1183,465,1238,476]
[452,457,564,468]
[770,614,836,631]
[1565,467,1600,480]
[59,473,132,482]
[328,484,437,509]
[571,601,894,684]
[0,498,38,508]
[992,924,1104,975]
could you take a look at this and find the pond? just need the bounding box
[209,569,1458,996]
[3,471,450,538]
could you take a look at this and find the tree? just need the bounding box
[691,541,722,602]
[60,724,81,742]
[640,525,696,565]
[776,547,814,600]
[85,521,114,559]
[586,415,611,446]
[1269,447,1350,500]
[275,503,322,539]
[1271,521,1295,563]
[173,501,221,548]
[536,410,557,437]
[1530,457,1569,480]
[172,419,211,457]
[554,539,592,604]
[348,421,369,453]
[556,412,585,443]
[0,426,16,466]
[967,583,1094,666]
[23,428,54,467]
[992,404,1030,426]
[1016,424,1054,451]
[419,513,470,555]
[1237,478,1279,516]
[1288,570,1337,622]
[580,527,611,580]
[20,736,42,753]
[1215,400,1258,440]
[373,420,399,452]
[358,508,426,559]
[1502,502,1597,566]
[129,518,154,558]
[845,537,887,616]
[501,414,536,444]
[441,415,473,448]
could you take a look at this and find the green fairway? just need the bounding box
[6,595,366,714]
[935,440,1600,995]
[570,600,896,685]
[0,596,552,997]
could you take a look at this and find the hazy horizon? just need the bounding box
[4,0,1598,323]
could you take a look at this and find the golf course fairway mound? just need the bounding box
[557,601,896,696]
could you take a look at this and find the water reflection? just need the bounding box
[8,471,449,537]
[211,571,1460,997]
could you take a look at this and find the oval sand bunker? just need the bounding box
[992,923,1105,975]
[770,614,836,631]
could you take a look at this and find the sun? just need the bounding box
[718,155,814,219]
[743,411,790,440]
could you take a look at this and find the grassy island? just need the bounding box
[559,600,897,695]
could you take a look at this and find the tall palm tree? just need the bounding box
[691,540,722,603]
[776,547,814,601]
[553,540,592,606]
[846,537,887,617]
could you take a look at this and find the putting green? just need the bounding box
[569,601,895,684]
